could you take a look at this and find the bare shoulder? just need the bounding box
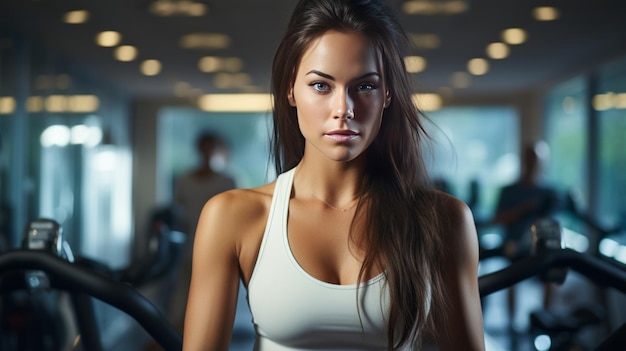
[193,183,276,283]
[203,183,275,219]
[430,190,479,255]
[195,183,275,247]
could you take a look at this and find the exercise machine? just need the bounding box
[0,218,183,351]
[479,217,626,350]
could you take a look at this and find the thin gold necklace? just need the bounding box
[312,194,359,212]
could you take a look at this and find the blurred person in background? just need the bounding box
[168,131,237,332]
[493,141,561,331]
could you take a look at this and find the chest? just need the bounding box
[246,200,389,349]
[291,196,389,288]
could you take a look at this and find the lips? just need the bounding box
[324,129,359,142]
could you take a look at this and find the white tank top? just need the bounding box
[247,168,391,350]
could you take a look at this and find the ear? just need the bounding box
[288,87,296,107]
[384,91,391,108]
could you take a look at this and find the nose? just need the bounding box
[333,89,354,120]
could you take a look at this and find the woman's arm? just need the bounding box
[435,195,485,351]
[182,191,245,351]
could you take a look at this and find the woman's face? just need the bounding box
[289,30,390,163]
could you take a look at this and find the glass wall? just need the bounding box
[595,54,626,337]
[425,106,519,222]
[0,31,17,252]
[0,28,136,348]
[595,56,626,228]
[544,57,626,238]
[157,107,273,205]
[0,30,133,268]
[543,55,626,263]
[543,76,589,206]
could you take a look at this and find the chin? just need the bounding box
[329,150,363,163]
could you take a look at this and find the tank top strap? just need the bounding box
[267,167,294,244]
[247,168,294,288]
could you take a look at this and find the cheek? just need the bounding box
[293,84,320,109]
[294,91,328,124]
[295,100,321,126]
[355,95,385,121]
[295,104,322,137]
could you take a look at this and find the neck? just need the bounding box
[293,160,364,207]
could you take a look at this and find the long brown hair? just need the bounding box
[270,0,447,348]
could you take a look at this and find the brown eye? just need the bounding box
[357,83,376,92]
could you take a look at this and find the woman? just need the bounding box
[183,0,484,350]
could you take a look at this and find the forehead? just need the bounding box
[297,30,383,76]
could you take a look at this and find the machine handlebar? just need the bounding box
[0,249,182,351]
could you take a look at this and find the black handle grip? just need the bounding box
[0,250,183,351]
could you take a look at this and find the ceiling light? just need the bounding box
[67,95,100,112]
[615,93,626,109]
[213,73,251,89]
[179,1,207,16]
[114,45,138,62]
[501,28,527,45]
[409,33,440,49]
[404,56,427,73]
[199,57,220,72]
[45,95,67,112]
[63,10,89,24]
[486,42,509,59]
[533,6,560,21]
[141,59,162,76]
[0,97,16,114]
[96,31,122,47]
[403,1,438,15]
[222,58,243,72]
[467,58,489,75]
[27,96,44,112]
[150,0,175,16]
[149,0,208,17]
[593,92,626,110]
[413,93,443,111]
[198,94,272,112]
[180,33,230,49]
[27,95,99,113]
[403,0,468,15]
[442,0,468,14]
[198,56,243,73]
[592,93,614,111]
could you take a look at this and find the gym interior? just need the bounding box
[0,0,625,350]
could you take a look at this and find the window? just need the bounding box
[544,77,589,207]
[596,56,626,227]
[158,108,273,204]
[425,106,519,221]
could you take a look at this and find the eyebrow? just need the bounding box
[305,70,380,81]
